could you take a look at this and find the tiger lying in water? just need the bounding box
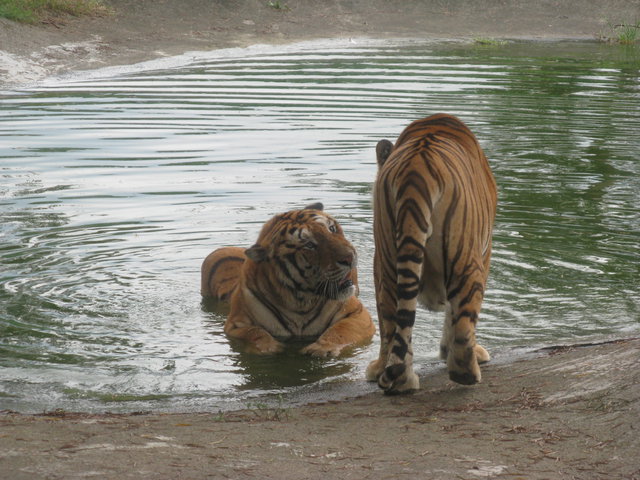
[201,203,375,356]
[367,114,497,394]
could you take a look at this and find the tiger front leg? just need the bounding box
[302,300,375,357]
[365,316,394,382]
[224,320,285,355]
[365,301,396,381]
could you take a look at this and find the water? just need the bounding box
[1,39,638,413]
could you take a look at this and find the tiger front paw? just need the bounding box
[246,336,285,355]
[301,341,345,357]
[365,358,385,382]
[474,344,491,363]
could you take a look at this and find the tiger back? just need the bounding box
[366,113,497,394]
[201,246,246,301]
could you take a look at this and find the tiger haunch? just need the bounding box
[367,114,497,394]
[201,203,375,357]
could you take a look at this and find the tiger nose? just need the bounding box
[339,252,354,267]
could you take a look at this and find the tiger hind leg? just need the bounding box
[367,319,420,394]
[442,293,490,385]
[439,305,490,364]
[377,317,420,394]
[374,206,435,393]
[366,288,420,393]
[376,253,424,393]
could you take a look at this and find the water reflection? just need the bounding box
[1,39,638,413]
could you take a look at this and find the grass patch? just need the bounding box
[0,0,111,24]
[245,395,290,421]
[267,1,289,11]
[616,22,640,45]
[598,21,640,45]
[473,37,508,47]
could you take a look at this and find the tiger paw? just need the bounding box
[247,337,285,355]
[474,344,491,364]
[365,358,385,382]
[441,343,489,363]
[378,364,420,394]
[447,351,482,385]
[301,341,345,357]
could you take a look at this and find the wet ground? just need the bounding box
[2,338,639,479]
[2,0,639,86]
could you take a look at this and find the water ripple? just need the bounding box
[1,40,638,412]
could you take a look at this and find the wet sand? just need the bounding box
[1,0,639,86]
[2,339,639,479]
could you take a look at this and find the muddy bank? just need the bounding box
[2,0,640,86]
[2,338,639,479]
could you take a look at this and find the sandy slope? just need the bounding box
[2,339,639,479]
[2,0,639,86]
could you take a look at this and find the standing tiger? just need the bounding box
[366,114,497,394]
[201,203,374,356]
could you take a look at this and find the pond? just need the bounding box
[1,39,639,413]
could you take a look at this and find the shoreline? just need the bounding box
[2,338,639,479]
[2,0,639,87]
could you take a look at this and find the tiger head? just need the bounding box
[244,203,357,302]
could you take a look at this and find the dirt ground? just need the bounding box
[2,339,639,479]
[2,1,640,478]
[1,0,640,86]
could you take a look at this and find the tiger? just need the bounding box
[201,203,375,356]
[365,113,497,394]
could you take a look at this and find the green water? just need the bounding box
[1,39,638,413]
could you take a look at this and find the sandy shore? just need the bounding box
[2,1,640,478]
[2,339,639,479]
[2,0,640,87]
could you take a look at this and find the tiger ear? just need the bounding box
[245,244,268,262]
[304,202,324,211]
[376,139,393,167]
